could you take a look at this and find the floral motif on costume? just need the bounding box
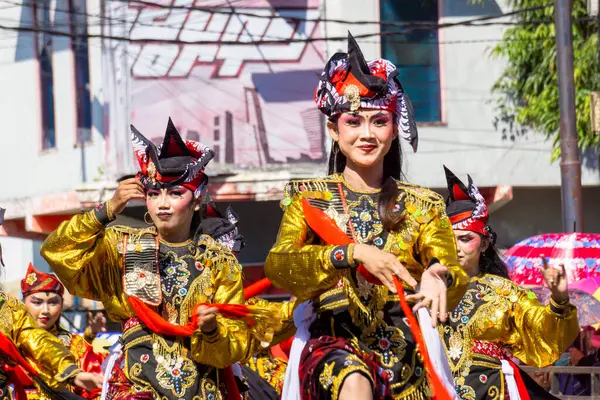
[160,251,191,297]
[347,195,383,244]
[25,273,37,285]
[154,340,198,398]
[362,320,407,369]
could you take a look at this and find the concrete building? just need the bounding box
[0,0,599,304]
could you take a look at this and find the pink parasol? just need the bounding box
[504,233,600,286]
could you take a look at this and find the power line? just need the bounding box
[115,0,555,29]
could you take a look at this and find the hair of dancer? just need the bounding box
[41,119,288,400]
[20,263,107,400]
[264,33,470,400]
[0,209,103,400]
[442,166,579,400]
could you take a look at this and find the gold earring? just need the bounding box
[144,212,154,225]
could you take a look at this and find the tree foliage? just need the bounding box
[477,0,600,160]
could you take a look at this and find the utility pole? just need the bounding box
[555,0,584,232]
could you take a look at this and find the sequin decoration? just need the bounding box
[160,251,191,297]
[362,321,407,368]
[333,248,345,261]
[319,362,335,390]
[347,195,383,243]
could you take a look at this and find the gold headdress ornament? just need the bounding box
[344,84,361,112]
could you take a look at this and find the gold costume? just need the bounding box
[0,292,81,400]
[41,209,281,400]
[265,175,469,399]
[442,274,579,399]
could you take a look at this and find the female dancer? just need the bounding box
[441,166,579,399]
[0,210,102,400]
[21,263,106,399]
[41,119,280,400]
[264,33,469,400]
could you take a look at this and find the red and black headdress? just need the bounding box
[131,118,215,198]
[199,199,245,253]
[315,32,418,152]
[444,166,495,242]
[21,262,65,298]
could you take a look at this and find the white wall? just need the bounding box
[0,2,106,203]
[324,0,600,188]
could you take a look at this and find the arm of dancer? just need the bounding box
[415,204,469,310]
[9,296,81,386]
[40,205,130,318]
[190,251,276,368]
[264,195,346,302]
[505,287,579,368]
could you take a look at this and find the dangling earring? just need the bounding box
[144,212,154,225]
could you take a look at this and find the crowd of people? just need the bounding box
[0,33,582,400]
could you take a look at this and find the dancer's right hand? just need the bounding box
[73,371,103,390]
[353,244,417,293]
[109,178,145,215]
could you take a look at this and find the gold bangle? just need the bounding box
[106,200,115,221]
[347,243,356,268]
[550,297,570,309]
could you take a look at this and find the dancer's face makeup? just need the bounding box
[329,109,397,169]
[24,292,63,330]
[454,230,488,277]
[145,186,199,240]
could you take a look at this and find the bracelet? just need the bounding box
[347,244,356,268]
[550,297,570,308]
[106,200,115,221]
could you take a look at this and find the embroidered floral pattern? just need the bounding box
[362,320,407,368]
[346,195,383,244]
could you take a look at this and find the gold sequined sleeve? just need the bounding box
[505,289,579,367]
[40,210,130,320]
[8,295,81,386]
[264,195,342,302]
[190,246,256,368]
[416,208,469,310]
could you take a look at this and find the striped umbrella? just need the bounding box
[504,233,600,286]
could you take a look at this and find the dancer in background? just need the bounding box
[41,119,285,400]
[199,199,294,400]
[265,33,469,400]
[20,263,107,400]
[441,166,579,399]
[0,209,102,400]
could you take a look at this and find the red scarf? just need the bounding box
[127,297,268,399]
[301,198,452,400]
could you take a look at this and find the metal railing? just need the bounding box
[521,366,600,399]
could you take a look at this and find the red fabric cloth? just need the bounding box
[507,359,532,400]
[76,340,105,399]
[0,331,38,400]
[244,278,273,301]
[126,296,246,399]
[301,198,452,400]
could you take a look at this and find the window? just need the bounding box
[380,0,441,123]
[34,0,56,149]
[69,0,92,144]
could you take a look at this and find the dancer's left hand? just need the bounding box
[196,305,218,333]
[539,255,569,304]
[406,263,448,327]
